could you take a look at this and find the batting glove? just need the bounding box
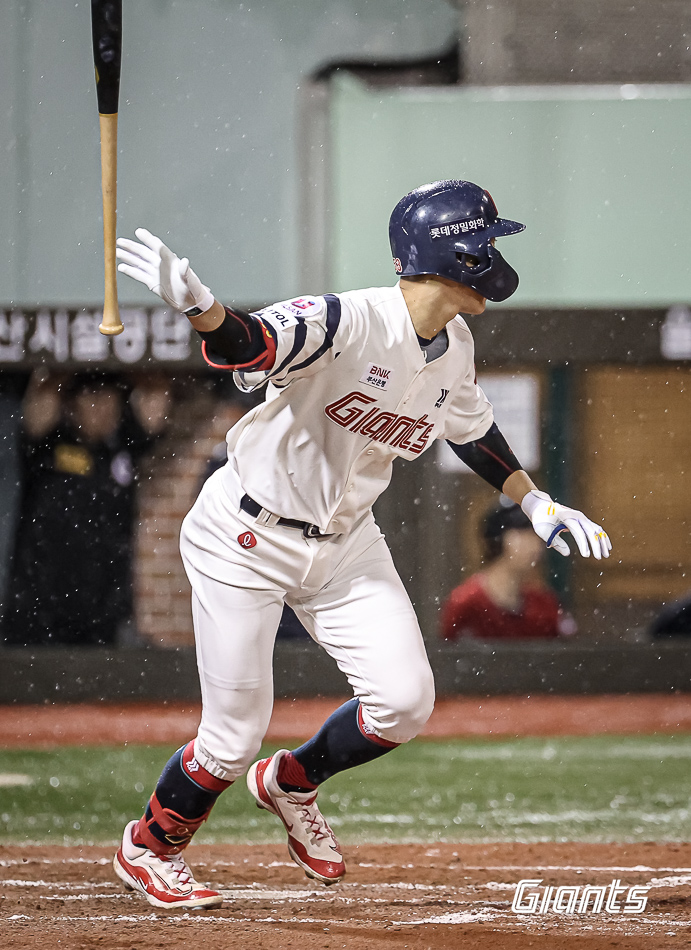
[116,228,215,314]
[521,490,611,559]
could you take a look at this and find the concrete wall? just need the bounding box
[6,1,688,309]
[459,0,691,85]
[0,0,456,308]
[2,641,689,703]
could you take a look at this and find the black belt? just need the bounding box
[240,494,329,538]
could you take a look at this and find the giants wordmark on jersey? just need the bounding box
[325,391,433,455]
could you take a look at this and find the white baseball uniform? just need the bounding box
[181,283,494,782]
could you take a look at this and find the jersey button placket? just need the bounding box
[394,357,426,416]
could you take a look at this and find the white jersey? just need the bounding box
[222,283,493,534]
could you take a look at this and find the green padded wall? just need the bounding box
[330,76,691,307]
[0,2,455,307]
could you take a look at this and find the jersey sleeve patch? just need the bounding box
[284,297,322,316]
[235,295,336,392]
[254,297,324,336]
[256,305,300,332]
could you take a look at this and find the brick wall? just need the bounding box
[134,384,249,647]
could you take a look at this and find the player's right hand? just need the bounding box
[116,228,215,314]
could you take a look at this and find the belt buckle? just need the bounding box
[303,523,322,539]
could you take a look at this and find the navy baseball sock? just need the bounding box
[277,698,399,792]
[132,741,232,854]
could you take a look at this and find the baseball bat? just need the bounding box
[91,0,124,335]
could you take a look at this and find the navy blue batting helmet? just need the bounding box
[389,180,525,302]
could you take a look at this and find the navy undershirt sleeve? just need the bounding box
[447,422,523,492]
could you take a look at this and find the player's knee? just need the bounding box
[396,671,436,740]
[368,667,435,744]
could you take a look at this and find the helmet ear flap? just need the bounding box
[463,244,520,302]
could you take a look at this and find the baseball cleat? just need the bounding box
[247,750,345,884]
[113,820,223,910]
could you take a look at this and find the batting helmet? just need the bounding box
[389,180,525,302]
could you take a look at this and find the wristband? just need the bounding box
[184,288,215,316]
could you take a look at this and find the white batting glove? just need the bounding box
[116,228,215,314]
[521,490,611,559]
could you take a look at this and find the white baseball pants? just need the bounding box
[179,462,434,783]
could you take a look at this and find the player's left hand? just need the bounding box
[521,490,611,559]
[116,228,215,314]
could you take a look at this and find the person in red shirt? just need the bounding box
[441,502,576,641]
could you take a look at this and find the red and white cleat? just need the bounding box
[113,820,223,910]
[247,749,345,885]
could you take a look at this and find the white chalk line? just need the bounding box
[0,857,112,867]
[43,894,131,901]
[4,874,691,900]
[1,880,118,890]
[453,865,691,873]
[648,875,691,888]
[4,913,333,924]
[1,881,449,894]
[218,888,324,901]
[4,910,691,929]
[408,910,501,925]
[407,911,691,927]
[0,882,460,905]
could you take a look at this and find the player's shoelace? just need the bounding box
[152,852,195,889]
[290,796,335,847]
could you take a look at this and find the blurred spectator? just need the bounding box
[441,502,576,641]
[2,371,170,647]
[648,593,691,637]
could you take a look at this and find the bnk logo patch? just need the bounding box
[360,362,393,391]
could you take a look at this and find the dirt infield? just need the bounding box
[1,841,689,949]
[2,693,691,747]
[3,696,690,946]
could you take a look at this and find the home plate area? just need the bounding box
[1,842,690,949]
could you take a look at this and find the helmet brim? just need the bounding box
[489,217,526,237]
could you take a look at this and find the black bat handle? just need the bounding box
[91,0,122,115]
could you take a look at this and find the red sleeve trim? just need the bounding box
[181,740,232,792]
[201,340,233,371]
[357,703,400,748]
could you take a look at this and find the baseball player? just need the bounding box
[112,180,611,908]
